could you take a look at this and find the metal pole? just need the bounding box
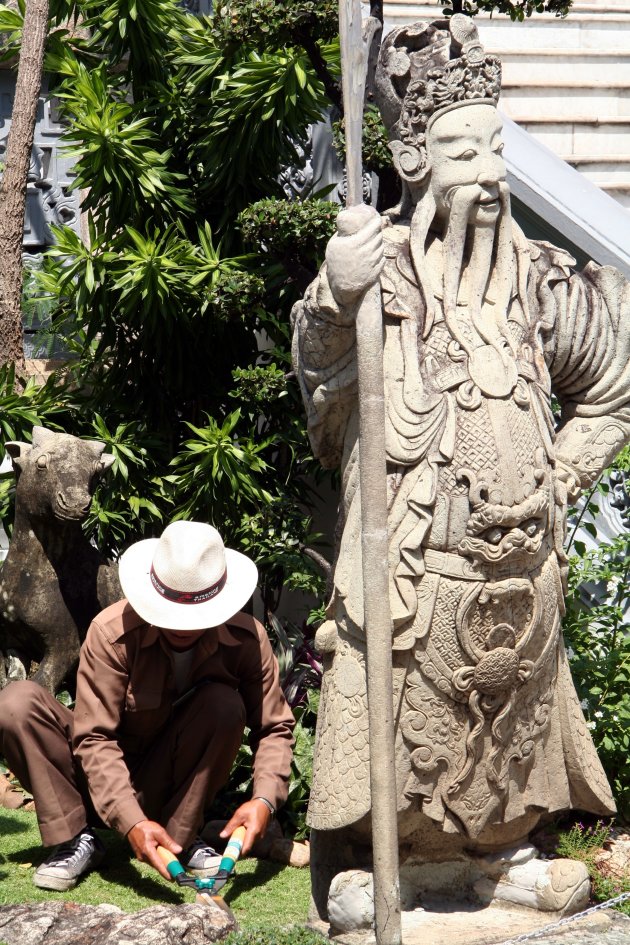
[339,3,402,943]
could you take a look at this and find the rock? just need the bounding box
[474,856,590,914]
[473,843,538,878]
[594,835,630,881]
[398,857,485,909]
[328,869,374,933]
[268,838,310,868]
[0,772,31,810]
[0,900,236,944]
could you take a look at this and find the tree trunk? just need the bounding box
[0,0,50,369]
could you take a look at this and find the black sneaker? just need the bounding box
[33,828,105,891]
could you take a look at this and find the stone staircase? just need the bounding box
[382,0,630,210]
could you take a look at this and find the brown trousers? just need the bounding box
[0,679,245,847]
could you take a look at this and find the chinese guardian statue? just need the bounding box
[292,15,630,920]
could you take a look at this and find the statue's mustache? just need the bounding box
[408,181,511,348]
[443,183,485,356]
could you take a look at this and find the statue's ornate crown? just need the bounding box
[375,15,502,180]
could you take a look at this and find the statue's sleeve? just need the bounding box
[291,266,357,469]
[539,246,630,497]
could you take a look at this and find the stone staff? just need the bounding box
[338,2,401,942]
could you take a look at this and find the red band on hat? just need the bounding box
[150,566,228,604]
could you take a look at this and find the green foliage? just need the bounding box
[240,198,338,268]
[212,0,338,49]
[185,47,331,219]
[556,821,630,914]
[333,103,393,175]
[445,0,572,20]
[54,63,193,227]
[562,465,630,819]
[0,0,338,643]
[283,692,319,838]
[0,364,71,442]
[556,819,611,860]
[0,0,25,62]
[171,410,273,519]
[215,617,322,839]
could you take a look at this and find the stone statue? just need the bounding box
[0,426,122,693]
[292,16,630,923]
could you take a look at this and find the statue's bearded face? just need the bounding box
[426,103,506,226]
[407,101,513,362]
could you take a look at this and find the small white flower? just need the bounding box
[587,721,596,730]
[567,647,576,660]
[594,710,604,718]
[614,715,619,722]
[580,699,589,710]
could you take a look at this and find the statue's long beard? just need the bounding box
[409,183,514,361]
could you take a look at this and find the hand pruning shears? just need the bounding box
[157,826,246,916]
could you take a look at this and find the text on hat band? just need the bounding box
[150,565,228,604]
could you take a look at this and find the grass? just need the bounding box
[0,809,311,928]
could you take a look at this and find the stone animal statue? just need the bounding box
[292,14,630,923]
[0,426,122,693]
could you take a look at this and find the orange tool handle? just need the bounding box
[219,825,247,873]
[156,845,187,881]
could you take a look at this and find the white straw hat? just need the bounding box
[118,521,258,631]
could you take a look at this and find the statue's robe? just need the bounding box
[292,220,630,842]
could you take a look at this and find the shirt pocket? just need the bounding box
[124,686,163,712]
[121,686,170,750]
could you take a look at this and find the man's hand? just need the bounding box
[220,799,271,856]
[326,204,385,308]
[127,819,182,880]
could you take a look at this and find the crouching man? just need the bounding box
[0,521,295,890]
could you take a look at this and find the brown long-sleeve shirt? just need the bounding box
[72,599,295,836]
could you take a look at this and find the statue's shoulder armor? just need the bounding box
[382,221,411,256]
[528,239,575,284]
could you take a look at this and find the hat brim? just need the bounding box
[118,538,258,631]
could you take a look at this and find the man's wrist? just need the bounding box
[253,796,276,818]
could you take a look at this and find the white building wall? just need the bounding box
[383,0,630,210]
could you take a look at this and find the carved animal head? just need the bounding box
[4,426,115,523]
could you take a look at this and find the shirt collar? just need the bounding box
[136,621,243,652]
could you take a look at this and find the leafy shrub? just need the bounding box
[556,819,611,861]
[239,199,338,267]
[216,617,322,839]
[212,0,338,49]
[556,820,630,914]
[445,0,572,19]
[333,103,393,175]
[0,0,339,618]
[563,452,630,820]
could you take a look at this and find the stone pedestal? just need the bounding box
[322,847,591,941]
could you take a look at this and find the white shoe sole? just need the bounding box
[33,871,78,891]
[186,861,221,878]
[33,849,105,891]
